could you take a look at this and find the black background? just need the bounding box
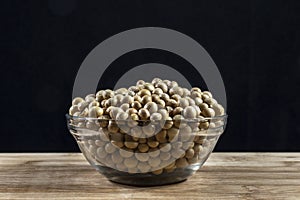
[1,0,300,152]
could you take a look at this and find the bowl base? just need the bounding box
[95,165,197,186]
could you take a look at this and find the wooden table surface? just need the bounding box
[0,153,299,200]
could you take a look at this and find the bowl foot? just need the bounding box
[96,166,196,186]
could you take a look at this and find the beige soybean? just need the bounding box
[193,144,203,153]
[88,106,103,118]
[109,107,123,119]
[138,143,149,153]
[155,130,167,143]
[202,94,210,101]
[110,132,123,142]
[171,141,183,149]
[147,140,159,148]
[166,99,178,108]
[173,115,185,128]
[116,162,127,171]
[182,141,194,150]
[89,100,100,108]
[128,168,139,174]
[148,148,160,158]
[151,94,160,102]
[131,101,142,110]
[131,126,142,137]
[139,138,147,144]
[211,103,225,116]
[183,106,197,119]
[143,83,155,91]
[86,121,99,130]
[128,86,139,93]
[133,136,140,142]
[158,109,169,120]
[95,140,105,147]
[182,88,191,96]
[138,108,150,119]
[144,102,158,113]
[120,103,130,111]
[148,157,161,168]
[69,105,80,115]
[111,151,123,164]
[98,115,110,128]
[176,158,189,168]
[171,107,183,117]
[202,91,213,98]
[202,107,216,117]
[104,90,114,99]
[167,127,179,142]
[115,88,128,95]
[153,88,163,96]
[78,101,89,112]
[163,117,173,129]
[191,91,202,98]
[171,149,185,159]
[151,78,162,85]
[107,120,119,133]
[191,87,201,93]
[164,161,176,170]
[124,157,138,168]
[133,95,142,103]
[96,147,108,159]
[121,95,134,104]
[111,141,124,148]
[160,93,170,101]
[135,152,150,162]
[124,141,139,149]
[72,97,84,106]
[85,94,95,103]
[104,143,116,154]
[179,98,189,108]
[126,108,138,115]
[188,156,199,164]
[119,149,134,158]
[138,89,151,97]
[160,152,171,161]
[99,129,110,142]
[137,162,151,173]
[159,143,171,152]
[156,82,168,93]
[204,98,217,106]
[169,86,183,96]
[155,101,165,112]
[199,103,209,110]
[115,111,128,120]
[142,125,156,137]
[150,112,162,121]
[194,97,203,106]
[171,94,181,102]
[152,169,163,175]
[141,95,152,105]
[104,155,115,168]
[185,148,195,159]
[96,91,105,102]
[136,80,145,86]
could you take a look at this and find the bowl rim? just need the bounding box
[65,113,228,123]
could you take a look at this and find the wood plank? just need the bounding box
[0,153,299,200]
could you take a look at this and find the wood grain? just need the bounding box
[0,153,299,200]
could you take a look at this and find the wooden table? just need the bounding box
[0,153,299,200]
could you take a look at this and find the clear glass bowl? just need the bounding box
[66,114,227,186]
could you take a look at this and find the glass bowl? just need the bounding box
[66,114,227,186]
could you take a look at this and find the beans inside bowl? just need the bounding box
[66,78,227,186]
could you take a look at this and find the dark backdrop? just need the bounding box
[1,0,300,152]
